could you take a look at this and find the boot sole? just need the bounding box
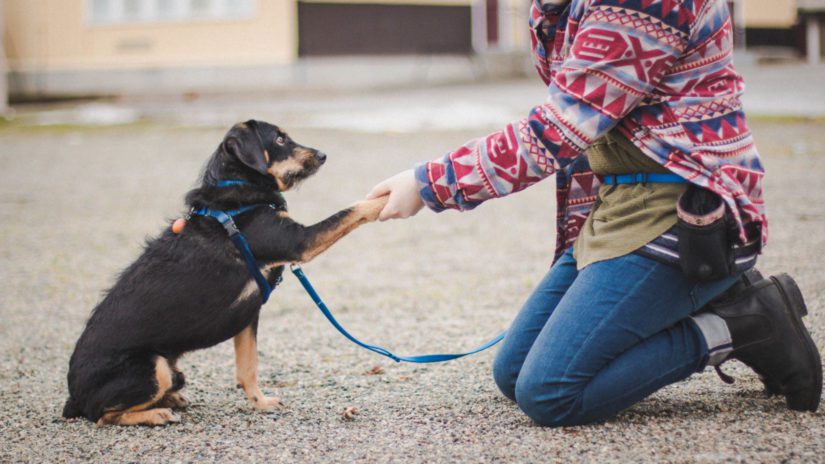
[772,273,822,412]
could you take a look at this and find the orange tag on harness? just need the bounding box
[172,218,187,234]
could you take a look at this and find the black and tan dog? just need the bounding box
[63,120,387,426]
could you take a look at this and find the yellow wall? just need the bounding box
[4,0,297,72]
[743,0,798,28]
[300,0,471,4]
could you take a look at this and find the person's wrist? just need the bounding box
[413,161,448,212]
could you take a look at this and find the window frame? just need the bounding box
[86,0,257,26]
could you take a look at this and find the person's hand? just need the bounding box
[366,169,425,221]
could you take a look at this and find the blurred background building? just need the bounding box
[1,0,824,100]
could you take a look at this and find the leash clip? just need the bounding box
[219,217,240,237]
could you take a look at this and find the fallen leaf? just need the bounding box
[342,406,358,420]
[365,366,385,376]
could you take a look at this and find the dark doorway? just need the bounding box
[486,0,498,46]
[298,2,473,56]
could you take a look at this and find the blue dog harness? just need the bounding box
[188,180,284,303]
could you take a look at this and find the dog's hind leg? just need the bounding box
[157,358,189,410]
[234,323,284,411]
[96,356,180,426]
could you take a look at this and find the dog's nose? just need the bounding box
[316,152,327,164]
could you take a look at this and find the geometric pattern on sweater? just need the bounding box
[415,0,767,262]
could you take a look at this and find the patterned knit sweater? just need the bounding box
[415,0,766,262]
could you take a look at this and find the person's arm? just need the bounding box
[373,0,693,219]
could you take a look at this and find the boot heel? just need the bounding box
[772,273,821,412]
[772,273,808,317]
[787,387,821,412]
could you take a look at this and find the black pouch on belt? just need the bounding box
[676,185,735,281]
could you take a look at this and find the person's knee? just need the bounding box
[514,375,582,427]
[492,354,518,402]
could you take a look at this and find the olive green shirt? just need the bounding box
[573,130,686,269]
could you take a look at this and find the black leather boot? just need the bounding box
[713,268,764,303]
[709,273,821,412]
[708,269,783,394]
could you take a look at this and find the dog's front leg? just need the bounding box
[233,325,283,411]
[297,196,388,263]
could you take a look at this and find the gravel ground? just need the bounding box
[0,118,823,463]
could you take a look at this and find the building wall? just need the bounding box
[495,0,530,50]
[743,0,798,28]
[4,0,297,73]
[299,0,471,5]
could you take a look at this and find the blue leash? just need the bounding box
[290,264,507,363]
[194,178,506,363]
[292,170,683,362]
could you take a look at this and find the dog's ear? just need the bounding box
[222,121,268,175]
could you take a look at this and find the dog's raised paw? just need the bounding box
[356,196,389,222]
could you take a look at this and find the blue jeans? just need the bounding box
[492,248,740,427]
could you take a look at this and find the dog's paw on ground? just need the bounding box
[96,407,181,427]
[159,392,190,409]
[342,406,358,420]
[155,408,182,425]
[253,396,285,411]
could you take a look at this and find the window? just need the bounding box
[88,0,256,25]
[190,0,212,18]
[157,0,183,20]
[91,0,112,20]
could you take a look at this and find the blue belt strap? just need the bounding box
[290,264,506,363]
[601,173,687,185]
[191,205,275,303]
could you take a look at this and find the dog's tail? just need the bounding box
[62,396,83,419]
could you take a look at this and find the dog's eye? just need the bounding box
[275,136,286,146]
